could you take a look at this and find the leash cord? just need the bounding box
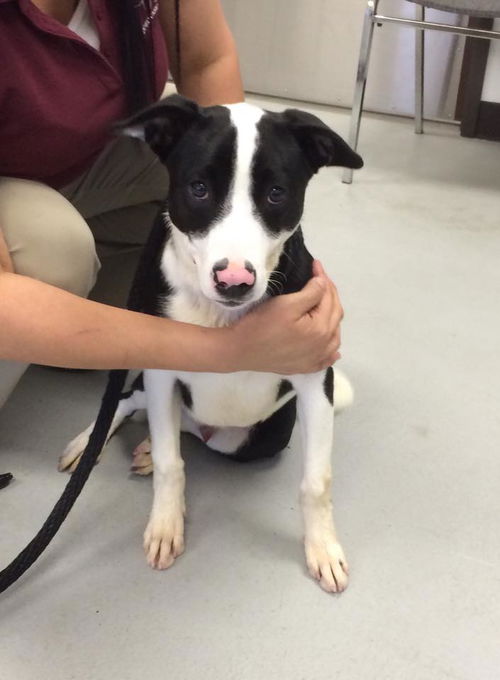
[0,211,166,595]
[0,370,126,594]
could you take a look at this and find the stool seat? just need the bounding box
[407,0,500,17]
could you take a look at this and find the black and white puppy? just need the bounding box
[60,95,363,593]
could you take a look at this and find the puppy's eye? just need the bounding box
[268,186,286,204]
[190,181,208,200]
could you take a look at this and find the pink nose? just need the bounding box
[213,260,256,288]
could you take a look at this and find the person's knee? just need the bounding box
[0,178,100,297]
[36,217,100,297]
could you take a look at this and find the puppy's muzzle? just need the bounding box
[212,259,256,305]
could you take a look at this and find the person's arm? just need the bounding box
[0,259,341,375]
[0,270,226,371]
[1,228,224,372]
[159,0,244,105]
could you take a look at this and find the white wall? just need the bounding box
[221,0,464,118]
[482,19,500,103]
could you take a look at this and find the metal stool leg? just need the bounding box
[415,4,425,134]
[343,0,379,184]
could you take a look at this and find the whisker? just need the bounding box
[269,269,287,283]
[267,275,284,295]
[281,250,296,267]
[266,279,278,294]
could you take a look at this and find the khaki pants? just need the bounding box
[0,137,169,408]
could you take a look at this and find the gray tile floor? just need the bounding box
[1,95,500,680]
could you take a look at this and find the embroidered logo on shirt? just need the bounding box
[142,0,159,35]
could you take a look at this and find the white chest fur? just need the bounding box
[175,370,284,428]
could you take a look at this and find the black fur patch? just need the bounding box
[226,397,297,463]
[120,372,145,400]
[267,226,314,297]
[177,380,193,409]
[277,379,293,400]
[166,106,236,236]
[253,114,312,236]
[323,366,334,405]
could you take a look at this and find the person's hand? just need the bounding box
[229,260,343,374]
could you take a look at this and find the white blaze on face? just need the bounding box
[191,103,276,305]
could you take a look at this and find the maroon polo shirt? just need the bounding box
[0,0,168,188]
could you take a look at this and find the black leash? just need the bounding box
[0,211,167,595]
[0,370,127,594]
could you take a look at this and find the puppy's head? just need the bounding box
[119,95,362,309]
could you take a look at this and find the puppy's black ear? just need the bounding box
[116,94,201,163]
[283,109,363,173]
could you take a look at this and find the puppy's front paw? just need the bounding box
[143,510,185,570]
[305,536,349,593]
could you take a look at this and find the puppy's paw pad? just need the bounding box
[305,538,349,593]
[143,514,185,570]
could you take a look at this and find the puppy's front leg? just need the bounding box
[143,369,185,570]
[292,369,349,593]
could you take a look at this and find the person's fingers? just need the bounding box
[321,329,342,367]
[324,279,343,324]
[287,275,326,318]
[312,259,325,278]
[308,265,342,325]
[333,329,341,355]
[311,276,336,321]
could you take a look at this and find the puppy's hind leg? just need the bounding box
[59,388,146,473]
[131,436,153,476]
